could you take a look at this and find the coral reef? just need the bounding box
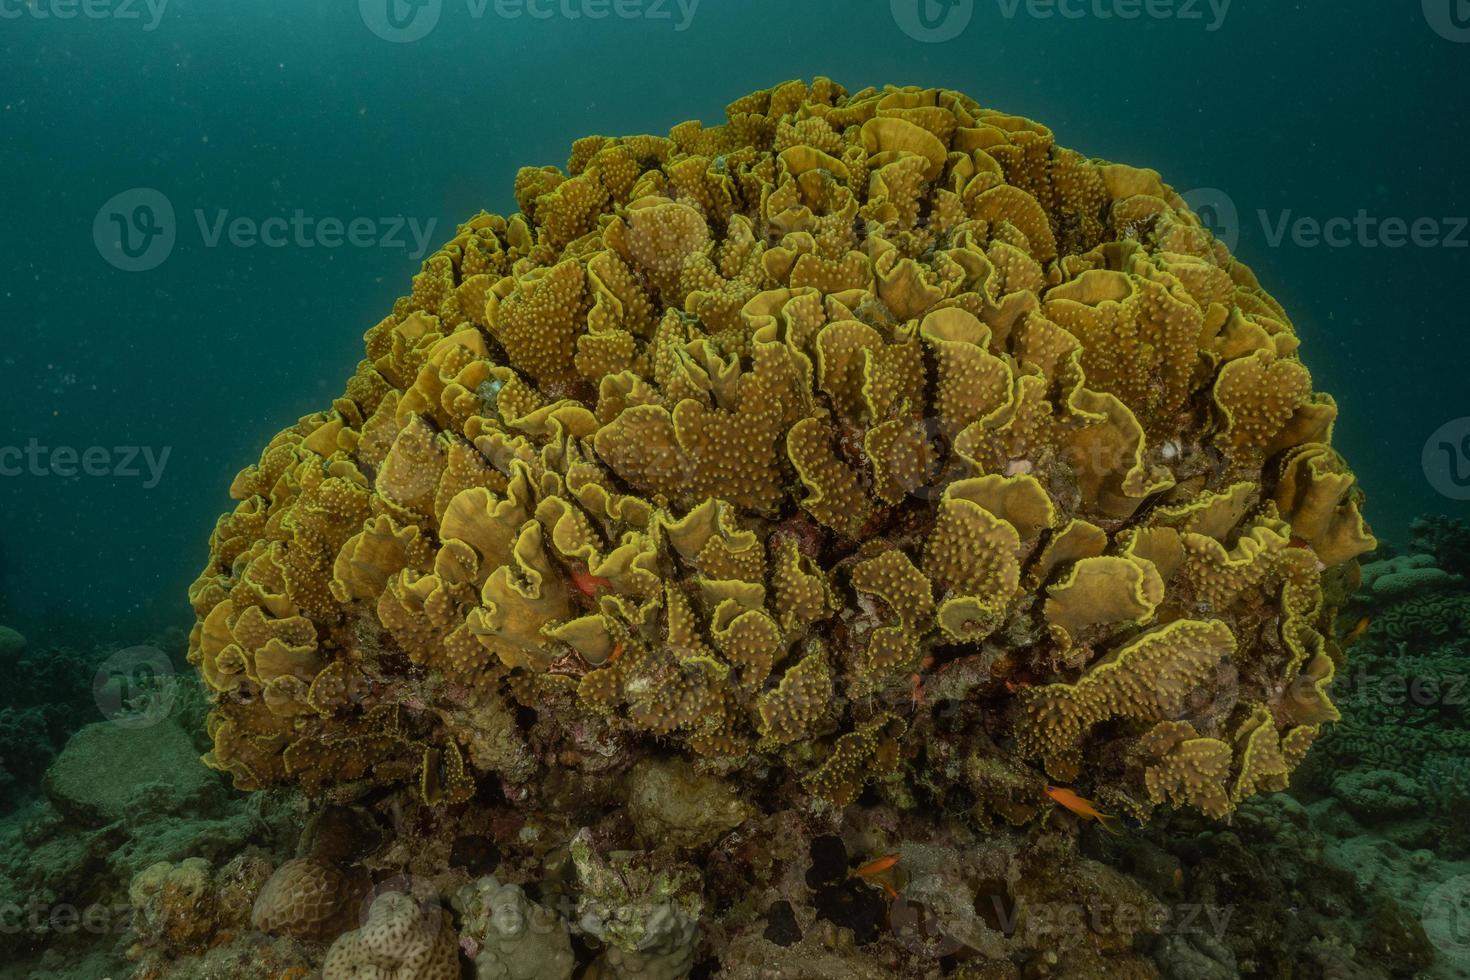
[0,690,302,980]
[1361,551,1464,599]
[175,79,1382,976]
[573,828,702,978]
[1409,514,1470,579]
[0,628,164,805]
[321,889,461,979]
[1305,516,1470,860]
[191,75,1372,832]
[44,719,217,824]
[453,875,574,980]
[249,856,356,940]
[124,850,325,980]
[1106,792,1443,979]
[130,858,224,953]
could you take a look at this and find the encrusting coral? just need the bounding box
[186,78,1375,963]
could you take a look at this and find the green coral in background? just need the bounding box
[1305,515,1470,857]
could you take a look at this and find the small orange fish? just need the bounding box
[1172,867,1185,889]
[853,854,900,878]
[852,854,901,898]
[908,656,937,709]
[570,567,611,598]
[1045,785,1125,835]
[1342,615,1371,644]
[607,641,625,664]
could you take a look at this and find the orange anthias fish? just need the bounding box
[1045,785,1125,835]
[1343,615,1372,644]
[569,567,611,598]
[854,854,900,878]
[852,854,901,898]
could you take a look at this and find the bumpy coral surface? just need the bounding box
[188,78,1374,828]
[250,856,354,939]
[322,891,460,979]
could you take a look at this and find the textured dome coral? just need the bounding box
[187,78,1375,830]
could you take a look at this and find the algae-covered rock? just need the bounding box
[1154,932,1237,980]
[594,904,699,980]
[572,829,701,980]
[454,876,574,980]
[128,858,218,951]
[43,719,217,823]
[0,625,25,660]
[626,757,753,849]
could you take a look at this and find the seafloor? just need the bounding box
[1,514,1467,979]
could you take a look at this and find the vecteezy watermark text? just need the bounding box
[981,896,1235,943]
[1422,874,1470,963]
[1179,189,1468,254]
[359,0,699,43]
[994,0,1230,30]
[1423,0,1470,43]
[0,0,168,31]
[1424,418,1470,502]
[1260,210,1468,249]
[0,439,170,489]
[892,0,1228,42]
[94,188,439,272]
[94,645,178,727]
[194,209,439,258]
[1329,663,1469,710]
[0,899,134,937]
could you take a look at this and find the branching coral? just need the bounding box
[188,78,1373,831]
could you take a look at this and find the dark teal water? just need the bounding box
[0,0,1466,637]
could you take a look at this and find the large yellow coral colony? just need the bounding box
[188,79,1374,826]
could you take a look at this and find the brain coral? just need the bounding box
[187,78,1374,827]
[321,891,460,980]
[250,856,354,940]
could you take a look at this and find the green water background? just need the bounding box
[0,0,1465,641]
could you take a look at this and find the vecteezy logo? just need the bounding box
[93,188,175,272]
[92,645,178,729]
[1423,874,1470,962]
[360,0,442,42]
[891,0,974,42]
[1179,187,1240,253]
[1423,418,1470,501]
[1424,0,1470,42]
